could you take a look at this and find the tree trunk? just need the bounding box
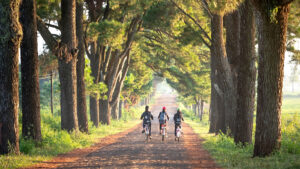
[0,0,22,154]
[119,100,123,119]
[111,98,119,120]
[111,84,121,120]
[216,95,226,134]
[76,1,88,133]
[99,99,111,125]
[20,0,41,141]
[85,1,108,127]
[209,48,218,133]
[192,104,197,115]
[111,55,130,120]
[224,11,240,136]
[211,13,232,134]
[197,101,200,117]
[89,43,101,127]
[253,2,290,157]
[200,100,204,121]
[50,71,54,115]
[59,0,78,132]
[234,0,256,145]
[111,92,119,120]
[90,96,99,127]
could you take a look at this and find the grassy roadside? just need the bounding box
[0,106,143,169]
[182,97,300,169]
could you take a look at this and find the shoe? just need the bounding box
[142,129,145,133]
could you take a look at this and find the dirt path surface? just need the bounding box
[24,94,220,169]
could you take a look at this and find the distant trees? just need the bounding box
[0,0,23,154]
[140,1,210,116]
[84,0,109,127]
[85,1,147,125]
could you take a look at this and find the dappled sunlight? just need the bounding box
[25,95,220,169]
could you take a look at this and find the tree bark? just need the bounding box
[234,0,256,145]
[200,100,204,121]
[119,100,123,119]
[59,0,78,132]
[90,96,99,127]
[76,1,88,133]
[197,101,200,117]
[209,47,218,133]
[192,104,197,115]
[89,42,101,127]
[253,1,291,157]
[0,0,22,154]
[211,13,233,134]
[99,99,111,124]
[111,98,119,120]
[224,11,240,136]
[111,55,130,120]
[216,94,226,134]
[50,71,54,115]
[20,0,41,141]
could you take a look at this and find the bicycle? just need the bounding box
[144,123,150,142]
[175,125,181,142]
[161,123,167,141]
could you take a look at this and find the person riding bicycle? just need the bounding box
[140,105,153,137]
[158,107,169,135]
[173,109,184,136]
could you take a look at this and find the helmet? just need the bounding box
[163,107,166,110]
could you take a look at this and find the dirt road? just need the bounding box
[25,94,220,169]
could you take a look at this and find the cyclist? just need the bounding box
[158,107,169,135]
[140,105,153,138]
[173,109,184,136]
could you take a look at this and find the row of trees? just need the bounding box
[133,0,298,157]
[0,0,154,154]
[167,0,295,157]
[1,0,299,158]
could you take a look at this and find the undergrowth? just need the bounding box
[181,97,300,169]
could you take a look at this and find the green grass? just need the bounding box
[0,106,143,169]
[182,97,300,169]
[282,97,300,115]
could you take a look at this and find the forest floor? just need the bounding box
[23,94,220,169]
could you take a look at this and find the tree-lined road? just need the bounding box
[25,94,220,169]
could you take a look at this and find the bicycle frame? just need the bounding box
[176,126,181,138]
[161,123,166,141]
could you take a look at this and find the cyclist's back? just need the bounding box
[158,107,169,134]
[141,106,153,136]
